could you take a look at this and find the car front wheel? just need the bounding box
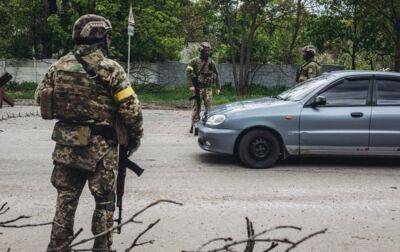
[238,129,281,168]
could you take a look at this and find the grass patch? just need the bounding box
[135,84,288,108]
[3,81,37,99]
[3,82,289,108]
[5,91,35,100]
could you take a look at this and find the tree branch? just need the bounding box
[69,200,183,249]
[125,219,161,251]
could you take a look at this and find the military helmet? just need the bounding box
[72,14,112,44]
[301,45,317,56]
[199,42,211,51]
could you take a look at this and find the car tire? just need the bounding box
[238,129,281,168]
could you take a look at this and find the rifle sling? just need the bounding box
[74,51,112,94]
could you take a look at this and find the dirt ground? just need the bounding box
[1,106,400,252]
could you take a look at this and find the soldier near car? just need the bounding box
[186,42,221,133]
[35,14,143,251]
[296,45,321,83]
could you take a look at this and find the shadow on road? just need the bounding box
[197,153,241,167]
[282,156,400,168]
[197,152,400,170]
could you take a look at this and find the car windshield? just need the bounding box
[277,74,336,101]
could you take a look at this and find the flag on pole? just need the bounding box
[128,4,135,36]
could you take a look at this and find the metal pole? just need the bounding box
[127,35,131,83]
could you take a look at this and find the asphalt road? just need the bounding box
[1,106,400,252]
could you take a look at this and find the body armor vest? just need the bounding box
[196,59,217,88]
[52,66,115,124]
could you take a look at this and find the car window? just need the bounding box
[376,79,400,105]
[277,74,336,101]
[320,79,370,106]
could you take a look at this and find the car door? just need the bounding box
[369,77,400,155]
[300,77,372,155]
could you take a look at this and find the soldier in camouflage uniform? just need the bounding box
[35,14,143,251]
[296,45,321,83]
[186,42,220,133]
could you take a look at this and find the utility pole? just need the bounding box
[127,2,135,83]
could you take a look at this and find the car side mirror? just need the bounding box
[312,95,327,106]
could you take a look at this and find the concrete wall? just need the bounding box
[1,59,343,87]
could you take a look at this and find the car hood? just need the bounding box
[209,97,293,115]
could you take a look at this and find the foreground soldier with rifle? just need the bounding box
[35,14,143,251]
[186,42,220,134]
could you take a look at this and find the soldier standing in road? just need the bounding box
[186,42,220,133]
[35,14,143,251]
[296,45,321,83]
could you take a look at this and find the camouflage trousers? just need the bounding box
[47,148,118,252]
[191,88,213,125]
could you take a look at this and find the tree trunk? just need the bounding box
[286,0,302,65]
[351,3,358,70]
[88,0,96,13]
[237,2,260,96]
[394,19,400,72]
[49,0,57,14]
[237,3,248,96]
[351,47,357,70]
[369,56,374,70]
[395,38,400,72]
[223,1,239,91]
[40,0,50,58]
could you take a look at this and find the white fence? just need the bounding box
[1,59,343,87]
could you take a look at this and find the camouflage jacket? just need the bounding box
[35,44,143,170]
[297,60,321,83]
[186,57,220,89]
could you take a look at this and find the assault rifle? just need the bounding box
[189,76,201,113]
[114,116,144,234]
[116,145,144,233]
[0,72,14,108]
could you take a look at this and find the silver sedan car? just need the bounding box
[197,71,400,168]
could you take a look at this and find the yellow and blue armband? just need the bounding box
[114,86,135,102]
[186,65,194,73]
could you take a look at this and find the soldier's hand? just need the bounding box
[126,138,141,157]
[189,86,195,93]
[215,89,221,95]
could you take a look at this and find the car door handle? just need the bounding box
[351,112,363,118]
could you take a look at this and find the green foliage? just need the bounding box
[0,0,186,61]
[5,82,288,107]
[0,0,397,71]
[4,82,38,92]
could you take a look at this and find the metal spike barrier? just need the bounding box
[0,109,40,122]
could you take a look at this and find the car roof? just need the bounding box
[325,70,400,78]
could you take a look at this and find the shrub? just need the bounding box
[4,81,37,91]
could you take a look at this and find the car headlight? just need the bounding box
[206,114,226,126]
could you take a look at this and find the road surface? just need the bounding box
[1,106,400,251]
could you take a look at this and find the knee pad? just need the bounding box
[94,194,115,212]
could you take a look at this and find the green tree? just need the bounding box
[360,0,400,71]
